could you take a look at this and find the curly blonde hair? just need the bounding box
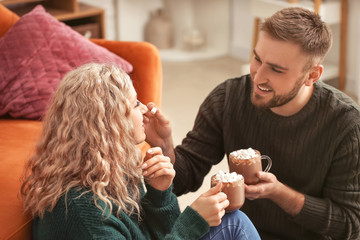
[21,63,143,219]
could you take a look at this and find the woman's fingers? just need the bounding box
[142,147,163,167]
[143,159,173,177]
[142,147,174,178]
[202,182,222,197]
[145,147,162,158]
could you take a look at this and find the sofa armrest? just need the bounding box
[0,119,41,240]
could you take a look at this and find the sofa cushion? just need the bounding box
[0,5,133,119]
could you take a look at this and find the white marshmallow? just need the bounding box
[213,170,243,182]
[151,107,158,114]
[230,147,257,159]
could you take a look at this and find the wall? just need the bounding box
[79,0,163,40]
[346,0,360,99]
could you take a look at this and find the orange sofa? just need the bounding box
[0,4,162,240]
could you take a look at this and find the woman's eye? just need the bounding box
[135,100,140,107]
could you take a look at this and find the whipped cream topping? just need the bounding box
[213,170,243,183]
[230,148,258,159]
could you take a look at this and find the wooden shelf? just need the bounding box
[0,0,43,4]
[1,0,105,38]
[48,3,102,21]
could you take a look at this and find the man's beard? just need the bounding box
[250,75,306,109]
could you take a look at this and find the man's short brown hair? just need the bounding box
[261,7,332,70]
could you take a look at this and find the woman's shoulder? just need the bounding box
[34,188,135,239]
[33,188,102,239]
[53,188,100,218]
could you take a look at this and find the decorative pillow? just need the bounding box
[0,5,133,119]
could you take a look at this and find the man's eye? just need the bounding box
[135,100,140,107]
[254,56,261,63]
[272,68,283,73]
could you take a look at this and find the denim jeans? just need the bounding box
[199,210,261,240]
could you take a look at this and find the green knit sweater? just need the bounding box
[33,184,209,239]
[173,75,360,239]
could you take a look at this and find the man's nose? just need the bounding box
[252,64,267,84]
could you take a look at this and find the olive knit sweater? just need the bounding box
[33,184,209,239]
[173,75,360,239]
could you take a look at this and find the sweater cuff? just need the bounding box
[293,194,329,230]
[176,206,210,238]
[143,184,175,208]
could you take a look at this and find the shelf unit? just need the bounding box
[1,0,105,38]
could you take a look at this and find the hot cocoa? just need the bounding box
[211,171,245,212]
[229,148,272,185]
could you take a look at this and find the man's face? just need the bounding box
[250,32,311,114]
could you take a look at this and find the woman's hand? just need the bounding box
[190,183,229,227]
[142,147,175,191]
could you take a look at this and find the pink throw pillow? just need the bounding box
[0,5,133,119]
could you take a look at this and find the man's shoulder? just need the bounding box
[223,74,250,87]
[315,81,360,131]
[213,74,250,96]
[205,75,250,105]
[316,81,360,113]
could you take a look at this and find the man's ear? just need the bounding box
[305,65,323,86]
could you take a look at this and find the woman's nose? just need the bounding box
[140,102,148,113]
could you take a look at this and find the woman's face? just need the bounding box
[129,87,148,144]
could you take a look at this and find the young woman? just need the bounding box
[21,63,260,239]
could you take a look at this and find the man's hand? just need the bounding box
[144,102,175,162]
[245,171,279,200]
[245,171,305,217]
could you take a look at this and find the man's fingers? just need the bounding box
[146,102,170,125]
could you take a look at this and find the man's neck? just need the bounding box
[270,85,314,117]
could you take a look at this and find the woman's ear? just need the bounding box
[305,65,323,86]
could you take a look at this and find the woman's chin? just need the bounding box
[135,134,146,145]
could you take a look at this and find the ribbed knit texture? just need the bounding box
[33,184,209,239]
[173,75,360,239]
